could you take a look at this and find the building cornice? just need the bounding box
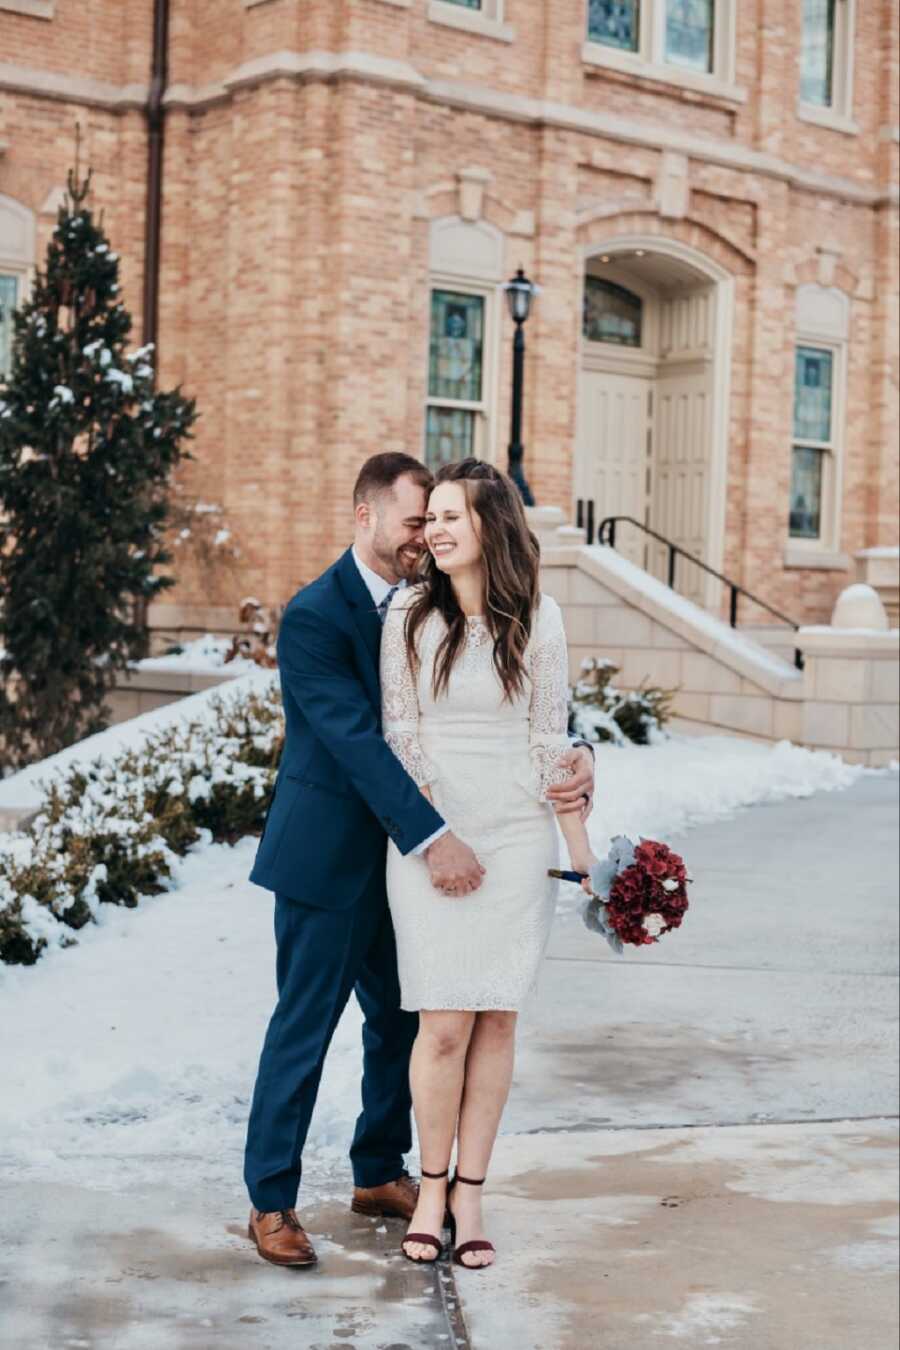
[0,59,146,110]
[1,50,897,208]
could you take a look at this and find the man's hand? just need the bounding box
[425,830,485,897]
[546,746,595,821]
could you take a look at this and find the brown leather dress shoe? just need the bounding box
[351,1173,419,1221]
[248,1209,318,1267]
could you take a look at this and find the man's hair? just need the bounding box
[353,453,432,507]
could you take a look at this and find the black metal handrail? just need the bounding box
[575,504,804,671]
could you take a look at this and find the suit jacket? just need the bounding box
[249,548,445,910]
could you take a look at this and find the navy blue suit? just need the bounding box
[244,548,444,1210]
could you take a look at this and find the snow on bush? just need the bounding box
[570,656,675,746]
[0,683,283,966]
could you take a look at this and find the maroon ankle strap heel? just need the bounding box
[447,1173,496,1269]
[400,1167,450,1265]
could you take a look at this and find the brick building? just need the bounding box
[1,0,897,632]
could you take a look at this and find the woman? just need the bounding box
[380,458,597,1270]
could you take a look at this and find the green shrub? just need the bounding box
[570,657,676,747]
[0,678,283,965]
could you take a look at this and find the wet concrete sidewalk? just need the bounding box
[0,774,897,1348]
[452,772,899,1349]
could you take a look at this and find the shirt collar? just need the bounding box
[351,546,407,608]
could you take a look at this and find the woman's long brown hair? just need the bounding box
[404,458,540,702]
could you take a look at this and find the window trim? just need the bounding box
[427,0,514,44]
[786,338,846,561]
[424,274,501,470]
[797,0,857,134]
[582,0,744,105]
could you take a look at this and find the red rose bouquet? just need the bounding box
[551,834,691,956]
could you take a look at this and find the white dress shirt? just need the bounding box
[351,547,449,856]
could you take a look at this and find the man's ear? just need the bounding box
[355,501,372,530]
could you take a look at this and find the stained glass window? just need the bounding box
[793,346,833,443]
[800,0,835,106]
[0,274,17,380]
[429,291,484,403]
[583,277,643,347]
[426,289,485,471]
[587,0,640,52]
[789,448,824,539]
[790,346,834,540]
[425,407,475,472]
[665,0,714,73]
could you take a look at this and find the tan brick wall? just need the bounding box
[0,0,896,623]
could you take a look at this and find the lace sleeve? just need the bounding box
[528,596,573,801]
[380,592,438,789]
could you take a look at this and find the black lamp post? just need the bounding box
[503,267,537,506]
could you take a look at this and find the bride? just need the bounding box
[380,457,597,1270]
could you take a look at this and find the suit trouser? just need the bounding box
[243,880,418,1212]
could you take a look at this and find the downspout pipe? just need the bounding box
[142,0,169,356]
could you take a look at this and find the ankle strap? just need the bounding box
[420,1167,450,1180]
[453,1172,486,1186]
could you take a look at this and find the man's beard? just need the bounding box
[373,532,423,582]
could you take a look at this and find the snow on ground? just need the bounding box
[0,728,881,1210]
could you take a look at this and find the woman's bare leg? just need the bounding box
[451,1010,518,1268]
[404,1009,476,1260]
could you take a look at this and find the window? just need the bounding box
[789,346,833,541]
[798,0,856,130]
[800,0,835,105]
[428,0,509,36]
[588,1,640,52]
[583,277,643,347]
[425,289,488,471]
[583,0,739,98]
[786,284,849,564]
[665,0,714,74]
[0,274,18,380]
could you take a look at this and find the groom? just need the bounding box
[244,452,595,1266]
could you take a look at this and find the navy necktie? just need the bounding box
[377,585,399,625]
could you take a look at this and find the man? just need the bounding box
[244,452,595,1267]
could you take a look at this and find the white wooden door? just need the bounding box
[649,371,711,603]
[575,369,651,567]
[646,286,715,603]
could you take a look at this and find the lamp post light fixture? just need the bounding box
[503,266,538,506]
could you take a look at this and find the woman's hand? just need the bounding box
[569,847,599,896]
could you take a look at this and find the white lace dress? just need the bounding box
[380,589,572,1011]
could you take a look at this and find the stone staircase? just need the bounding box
[535,522,898,766]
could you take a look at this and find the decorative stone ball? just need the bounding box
[830,583,889,632]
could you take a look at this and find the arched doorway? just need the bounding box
[575,235,734,607]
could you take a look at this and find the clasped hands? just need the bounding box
[423,746,595,898]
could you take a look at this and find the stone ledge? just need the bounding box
[117,667,244,696]
[798,627,900,660]
[0,0,53,17]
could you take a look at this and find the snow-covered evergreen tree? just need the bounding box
[0,167,197,770]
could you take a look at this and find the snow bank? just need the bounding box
[0,669,277,812]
